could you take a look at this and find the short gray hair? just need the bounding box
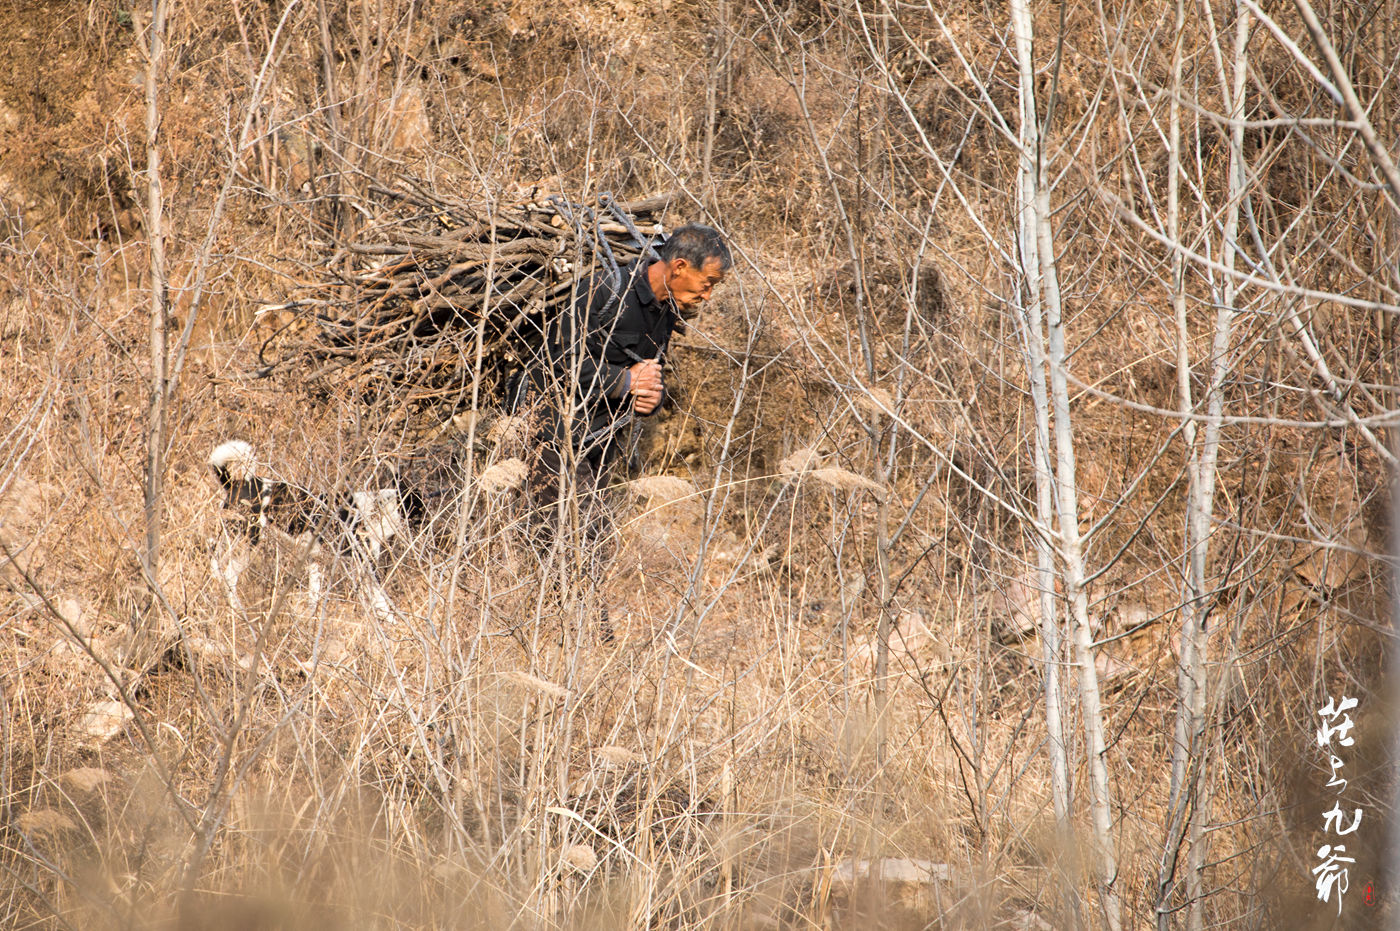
[659,224,731,271]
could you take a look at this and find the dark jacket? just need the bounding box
[535,261,676,451]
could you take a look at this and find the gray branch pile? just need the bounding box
[270,180,672,425]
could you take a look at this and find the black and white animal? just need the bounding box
[208,429,530,616]
[209,439,414,550]
[208,440,432,618]
[208,441,394,617]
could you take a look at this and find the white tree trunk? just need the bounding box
[1010,1,1120,927]
[142,0,169,583]
[1039,189,1123,931]
[1009,0,1074,896]
[1159,6,1249,929]
[1156,0,1196,920]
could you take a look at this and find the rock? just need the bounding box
[1009,909,1055,930]
[478,458,527,493]
[991,572,1042,643]
[183,635,254,672]
[828,857,952,913]
[628,475,699,509]
[78,699,133,743]
[57,598,91,637]
[830,857,951,885]
[60,767,111,795]
[385,86,432,154]
[851,612,946,670]
[503,670,570,700]
[561,843,598,872]
[593,745,644,769]
[17,808,77,838]
[1295,452,1375,591]
[1094,651,1135,686]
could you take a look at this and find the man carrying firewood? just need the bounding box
[525,223,731,594]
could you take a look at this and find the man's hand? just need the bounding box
[628,359,663,414]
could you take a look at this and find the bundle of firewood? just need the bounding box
[265,180,673,426]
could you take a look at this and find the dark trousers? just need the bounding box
[525,429,620,556]
[524,435,620,642]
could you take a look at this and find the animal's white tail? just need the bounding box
[209,440,258,487]
[207,439,399,621]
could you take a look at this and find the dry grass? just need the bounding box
[0,0,1395,929]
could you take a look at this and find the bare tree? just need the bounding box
[1156,6,1250,928]
[1009,0,1123,925]
[8,0,1400,926]
[141,0,170,586]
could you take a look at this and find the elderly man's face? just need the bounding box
[666,257,726,314]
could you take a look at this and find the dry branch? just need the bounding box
[267,181,674,426]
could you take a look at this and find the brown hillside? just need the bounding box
[0,1,1395,928]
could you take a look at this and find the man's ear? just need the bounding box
[670,257,691,274]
